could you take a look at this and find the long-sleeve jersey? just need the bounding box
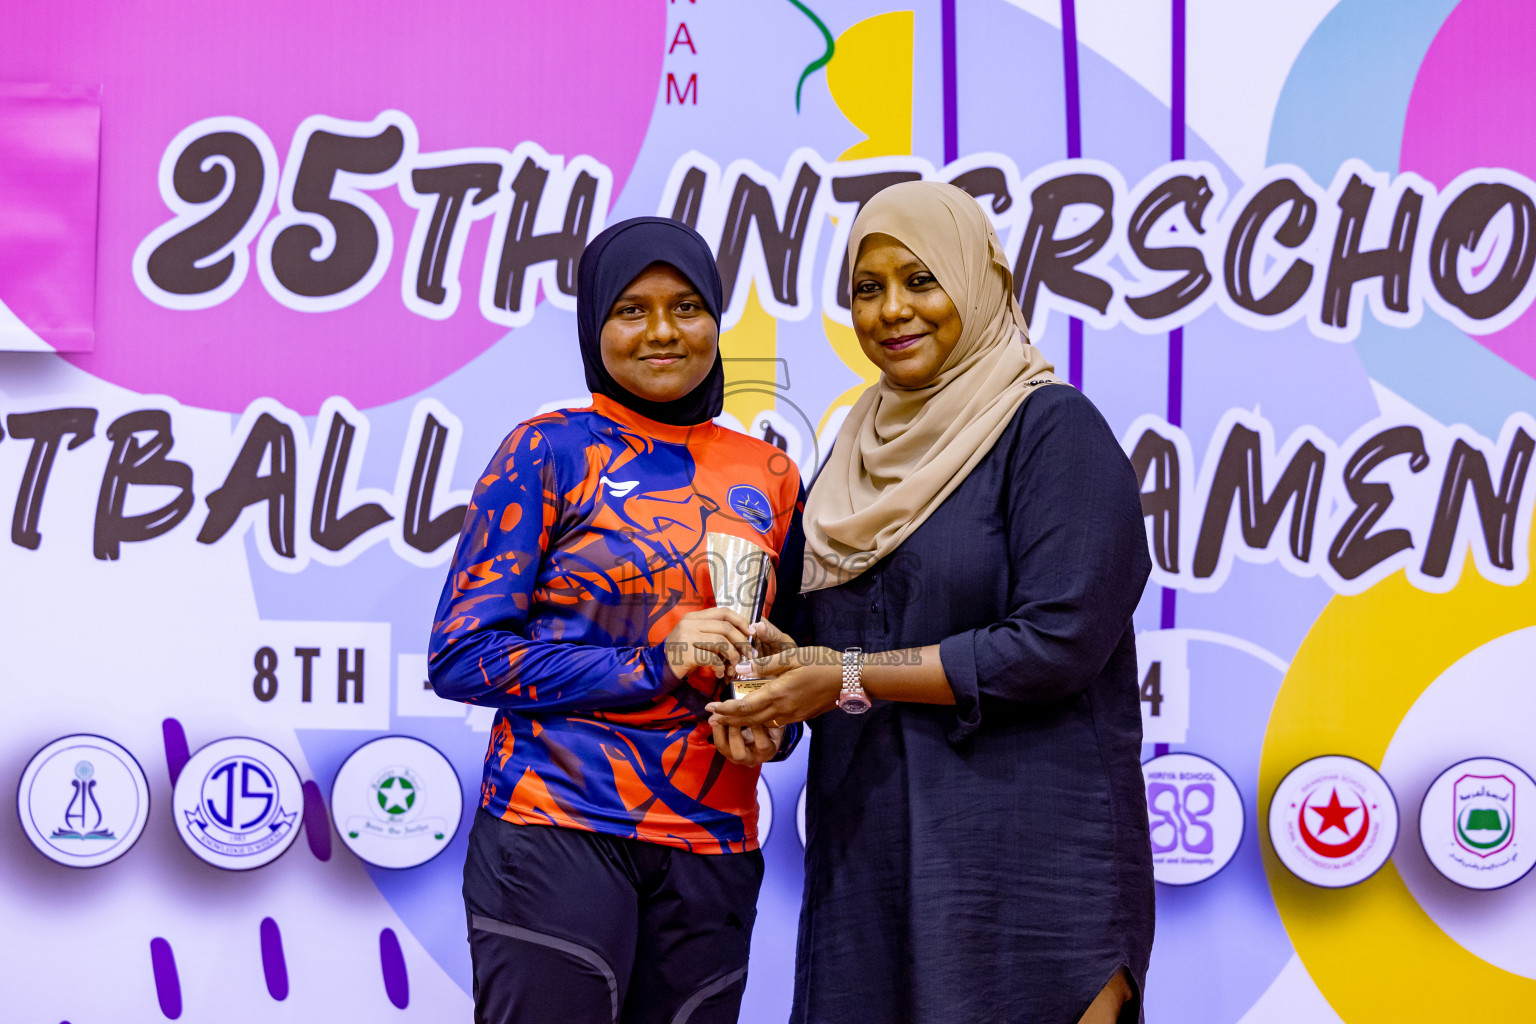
[430,394,805,854]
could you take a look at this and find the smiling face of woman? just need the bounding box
[599,262,719,404]
[850,234,964,388]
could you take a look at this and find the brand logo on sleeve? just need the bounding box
[601,475,639,498]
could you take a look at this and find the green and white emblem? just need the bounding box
[1419,757,1532,890]
[374,771,418,819]
[331,735,463,869]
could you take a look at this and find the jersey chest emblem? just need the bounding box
[727,484,774,533]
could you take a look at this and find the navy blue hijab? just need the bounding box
[577,216,725,427]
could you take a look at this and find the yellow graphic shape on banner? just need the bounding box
[720,284,780,433]
[1261,540,1536,1021]
[818,10,915,432]
[826,11,913,161]
[818,316,879,434]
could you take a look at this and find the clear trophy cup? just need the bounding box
[704,532,770,701]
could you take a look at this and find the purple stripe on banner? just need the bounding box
[1060,0,1082,159]
[1162,3,1188,634]
[380,928,410,1009]
[260,917,289,1001]
[1061,0,1084,388]
[302,780,332,862]
[149,938,182,1019]
[1069,318,1084,390]
[1155,743,1171,757]
[161,718,189,787]
[1171,0,1186,162]
[942,0,958,164]
[1167,327,1184,427]
[1167,10,1186,431]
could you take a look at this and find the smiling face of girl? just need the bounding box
[850,233,964,389]
[599,262,719,404]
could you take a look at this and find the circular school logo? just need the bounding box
[17,734,150,868]
[726,484,774,533]
[1418,757,1534,890]
[1142,753,1245,885]
[172,737,303,870]
[331,736,462,870]
[1268,755,1398,888]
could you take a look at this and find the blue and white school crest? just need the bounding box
[727,484,773,533]
[172,737,303,870]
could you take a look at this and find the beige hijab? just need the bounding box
[802,180,1061,591]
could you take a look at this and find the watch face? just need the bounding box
[839,693,871,714]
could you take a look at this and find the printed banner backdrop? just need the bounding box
[0,83,100,352]
[3,1,1535,1020]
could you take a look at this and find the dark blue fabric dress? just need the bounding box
[791,385,1155,1024]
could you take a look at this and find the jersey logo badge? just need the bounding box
[728,484,774,532]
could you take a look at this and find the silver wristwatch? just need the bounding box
[837,647,871,714]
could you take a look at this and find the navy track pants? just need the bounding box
[463,810,765,1024]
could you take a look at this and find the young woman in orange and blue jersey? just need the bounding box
[430,217,804,1024]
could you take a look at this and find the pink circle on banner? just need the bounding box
[0,0,663,412]
[1400,0,1536,382]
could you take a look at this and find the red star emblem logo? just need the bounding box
[1308,788,1359,837]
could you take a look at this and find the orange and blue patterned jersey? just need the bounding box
[429,393,805,854]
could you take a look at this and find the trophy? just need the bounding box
[704,532,770,700]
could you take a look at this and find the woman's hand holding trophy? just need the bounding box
[703,532,786,765]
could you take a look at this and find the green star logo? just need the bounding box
[376,775,416,816]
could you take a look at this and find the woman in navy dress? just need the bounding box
[709,182,1154,1023]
